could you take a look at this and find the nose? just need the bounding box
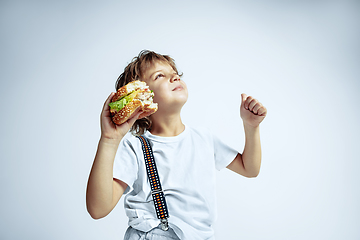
[170,73,180,83]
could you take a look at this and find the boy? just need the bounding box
[86,50,267,239]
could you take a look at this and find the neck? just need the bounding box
[149,112,185,137]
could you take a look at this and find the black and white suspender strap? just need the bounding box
[136,135,169,231]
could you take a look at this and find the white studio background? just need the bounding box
[1,0,359,239]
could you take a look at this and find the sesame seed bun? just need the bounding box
[110,81,158,125]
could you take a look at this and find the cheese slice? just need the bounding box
[109,90,140,112]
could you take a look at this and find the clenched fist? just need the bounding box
[240,93,267,128]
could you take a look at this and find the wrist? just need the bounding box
[99,135,123,147]
[243,122,260,132]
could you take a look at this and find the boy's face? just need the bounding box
[141,61,188,113]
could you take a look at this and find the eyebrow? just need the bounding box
[148,65,177,79]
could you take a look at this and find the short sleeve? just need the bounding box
[212,134,239,171]
[113,137,139,194]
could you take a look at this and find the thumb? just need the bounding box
[241,93,247,106]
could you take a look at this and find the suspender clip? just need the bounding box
[161,218,169,231]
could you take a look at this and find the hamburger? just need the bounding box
[109,80,158,125]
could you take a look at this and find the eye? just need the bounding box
[155,73,164,80]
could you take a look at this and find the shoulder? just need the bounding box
[187,125,233,150]
[185,125,217,150]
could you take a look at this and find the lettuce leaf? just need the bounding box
[108,90,139,112]
[109,97,128,112]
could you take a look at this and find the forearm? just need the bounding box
[86,137,121,218]
[242,124,262,177]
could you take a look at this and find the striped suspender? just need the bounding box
[136,135,169,231]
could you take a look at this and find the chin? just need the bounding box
[177,94,188,106]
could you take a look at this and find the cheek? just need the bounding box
[152,94,162,104]
[152,85,168,103]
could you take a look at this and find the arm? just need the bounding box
[227,94,267,178]
[86,92,142,219]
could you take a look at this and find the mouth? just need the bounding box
[172,85,183,91]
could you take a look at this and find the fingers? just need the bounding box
[242,95,267,116]
[252,103,262,114]
[125,108,143,126]
[103,92,115,109]
[101,92,115,114]
[243,95,255,110]
[100,92,115,119]
[257,106,267,116]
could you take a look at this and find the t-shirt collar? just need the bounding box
[144,124,189,143]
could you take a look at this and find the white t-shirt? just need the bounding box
[113,125,238,240]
